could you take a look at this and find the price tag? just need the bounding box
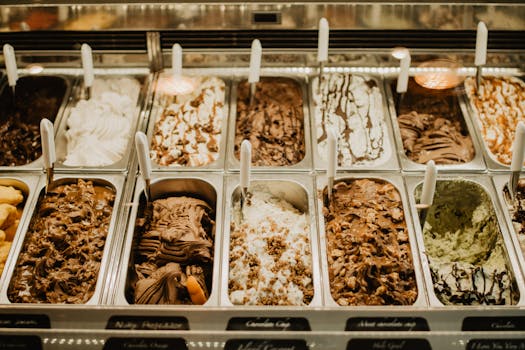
[346,317,429,331]
[103,338,187,350]
[463,317,525,331]
[0,314,50,328]
[227,317,310,331]
[0,335,42,350]
[467,339,525,350]
[346,339,431,350]
[106,316,189,330]
[224,339,308,350]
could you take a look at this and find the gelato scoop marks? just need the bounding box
[130,196,215,305]
[419,180,519,305]
[8,179,115,304]
[323,178,418,306]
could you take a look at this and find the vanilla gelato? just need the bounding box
[313,74,390,167]
[63,77,141,167]
[229,185,313,306]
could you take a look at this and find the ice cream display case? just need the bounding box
[1,1,525,350]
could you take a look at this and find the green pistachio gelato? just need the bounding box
[416,179,519,305]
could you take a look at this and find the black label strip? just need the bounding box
[346,317,429,331]
[103,337,187,350]
[0,335,42,350]
[347,338,431,350]
[463,317,525,331]
[224,339,308,350]
[467,339,525,350]
[0,314,50,329]
[227,317,311,331]
[106,316,189,330]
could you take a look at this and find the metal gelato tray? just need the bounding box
[315,173,427,307]
[0,174,41,289]
[226,75,313,172]
[220,174,322,307]
[0,173,125,305]
[492,174,525,279]
[404,174,525,307]
[53,69,154,173]
[383,75,486,173]
[144,70,231,171]
[309,73,399,172]
[0,72,74,172]
[460,75,525,172]
[113,173,223,307]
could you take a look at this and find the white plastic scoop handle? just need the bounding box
[135,131,152,183]
[3,44,18,88]
[81,43,94,88]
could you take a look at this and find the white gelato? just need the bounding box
[313,73,390,167]
[63,77,141,167]
[228,185,313,306]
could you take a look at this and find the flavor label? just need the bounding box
[0,335,42,350]
[224,339,308,350]
[467,339,525,350]
[227,318,311,331]
[106,316,189,330]
[463,317,525,331]
[346,339,431,350]
[103,337,187,350]
[0,314,50,328]
[346,317,429,331]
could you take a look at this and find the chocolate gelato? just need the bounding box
[234,77,305,166]
[8,179,115,304]
[323,178,418,305]
[0,76,68,166]
[394,78,474,165]
[128,196,214,305]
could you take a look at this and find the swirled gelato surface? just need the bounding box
[323,178,418,305]
[129,196,215,305]
[234,77,305,166]
[465,76,525,165]
[394,78,474,165]
[8,179,115,304]
[150,76,225,167]
[63,77,141,167]
[418,180,519,305]
[313,74,390,166]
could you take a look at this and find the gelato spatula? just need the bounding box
[135,131,152,204]
[327,128,338,203]
[40,118,56,194]
[240,139,252,219]
[475,21,488,96]
[81,43,94,100]
[396,49,411,113]
[510,122,525,201]
[248,39,262,107]
[317,18,329,91]
[417,160,437,227]
[3,44,18,109]
[172,43,183,78]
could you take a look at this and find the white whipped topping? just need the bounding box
[64,77,141,167]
